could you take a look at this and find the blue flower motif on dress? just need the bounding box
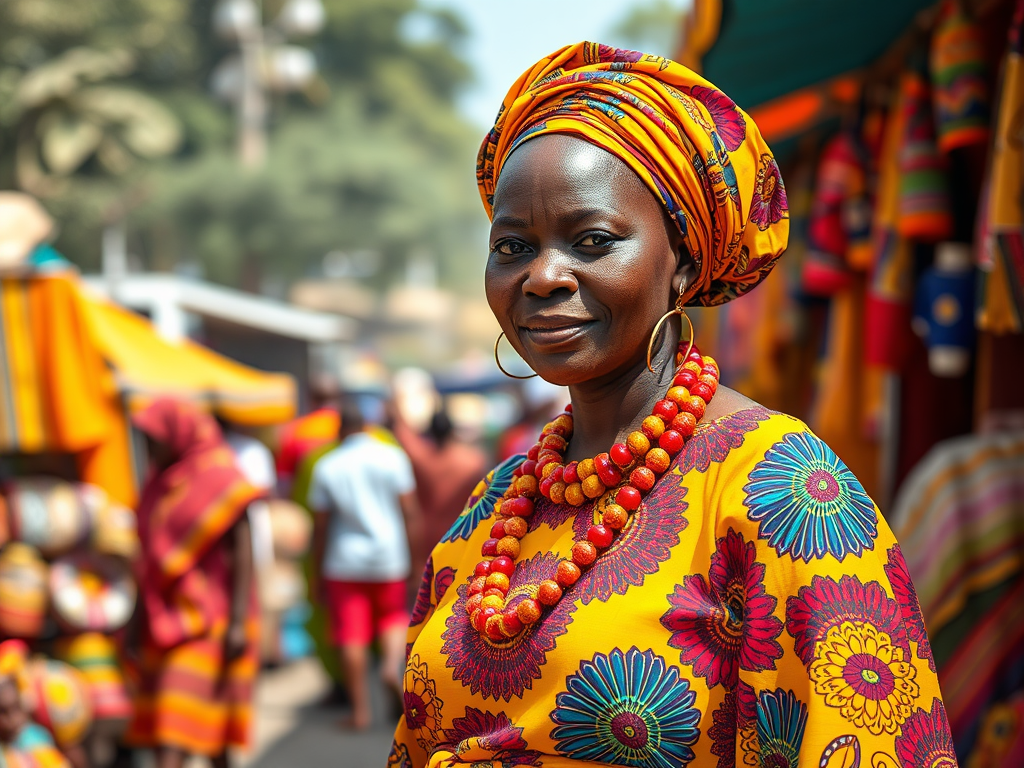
[743,432,877,562]
[550,647,701,768]
[441,455,522,543]
[754,689,808,768]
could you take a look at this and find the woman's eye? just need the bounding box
[577,233,614,248]
[493,240,530,256]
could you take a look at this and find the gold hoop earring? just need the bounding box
[494,332,538,379]
[646,286,695,375]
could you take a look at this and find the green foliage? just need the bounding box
[1,0,486,289]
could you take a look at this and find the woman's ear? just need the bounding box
[674,241,696,295]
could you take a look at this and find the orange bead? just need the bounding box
[485,572,510,593]
[541,461,562,479]
[549,481,567,504]
[516,598,543,624]
[686,395,706,422]
[483,587,506,599]
[470,608,485,631]
[576,458,596,480]
[480,594,504,611]
[626,430,651,457]
[571,540,598,567]
[671,411,697,438]
[553,414,573,431]
[465,593,484,615]
[645,447,671,473]
[666,386,690,404]
[698,373,719,393]
[564,482,586,506]
[556,559,582,588]
[602,503,629,530]
[516,475,539,497]
[582,474,606,499]
[541,434,568,452]
[537,580,563,606]
[641,415,665,440]
[496,536,521,559]
[468,576,487,595]
[701,355,719,371]
[682,361,703,376]
[503,516,528,538]
[484,614,506,640]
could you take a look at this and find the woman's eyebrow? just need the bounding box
[491,215,530,228]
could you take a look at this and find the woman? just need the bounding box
[125,399,260,768]
[392,43,954,768]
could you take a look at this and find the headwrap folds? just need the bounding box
[477,42,789,307]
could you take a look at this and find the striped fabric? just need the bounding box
[125,615,258,756]
[889,430,1024,752]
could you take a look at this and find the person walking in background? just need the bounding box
[391,405,487,597]
[125,399,261,768]
[308,398,421,731]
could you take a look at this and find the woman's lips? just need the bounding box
[520,318,594,346]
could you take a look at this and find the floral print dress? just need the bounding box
[391,408,955,768]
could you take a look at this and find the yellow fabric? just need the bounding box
[477,42,790,307]
[81,295,296,426]
[392,411,950,767]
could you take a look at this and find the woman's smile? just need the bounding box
[519,314,596,348]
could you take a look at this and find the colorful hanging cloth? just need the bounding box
[930,0,991,153]
[977,0,1024,334]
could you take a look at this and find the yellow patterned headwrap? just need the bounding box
[477,42,789,307]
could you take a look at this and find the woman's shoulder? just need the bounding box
[434,453,525,547]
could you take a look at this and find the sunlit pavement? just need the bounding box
[238,657,396,768]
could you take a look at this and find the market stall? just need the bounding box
[0,195,300,766]
[680,0,1024,761]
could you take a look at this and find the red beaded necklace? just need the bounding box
[465,342,720,641]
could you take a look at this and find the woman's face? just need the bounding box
[485,134,690,388]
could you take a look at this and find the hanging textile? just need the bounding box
[977,0,1024,334]
[889,430,1024,757]
[930,0,992,153]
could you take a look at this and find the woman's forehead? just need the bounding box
[493,134,651,215]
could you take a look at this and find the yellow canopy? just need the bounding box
[0,272,295,506]
[83,294,296,426]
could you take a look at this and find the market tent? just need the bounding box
[0,271,295,506]
[685,0,936,143]
[83,295,296,426]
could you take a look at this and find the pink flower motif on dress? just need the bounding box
[894,698,956,768]
[785,574,910,667]
[661,528,784,688]
[707,692,738,768]
[748,154,788,231]
[437,707,541,766]
[689,85,747,151]
[441,552,577,702]
[884,544,936,671]
[678,407,773,476]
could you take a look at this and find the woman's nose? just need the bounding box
[522,247,578,298]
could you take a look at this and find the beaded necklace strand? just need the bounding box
[465,342,721,641]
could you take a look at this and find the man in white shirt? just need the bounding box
[308,399,420,731]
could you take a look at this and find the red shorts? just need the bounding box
[324,579,408,646]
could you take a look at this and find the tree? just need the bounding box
[133,0,485,291]
[0,0,200,269]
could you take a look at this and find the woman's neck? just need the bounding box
[563,330,679,463]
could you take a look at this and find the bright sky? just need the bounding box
[419,0,693,130]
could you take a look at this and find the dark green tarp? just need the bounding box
[703,0,936,111]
